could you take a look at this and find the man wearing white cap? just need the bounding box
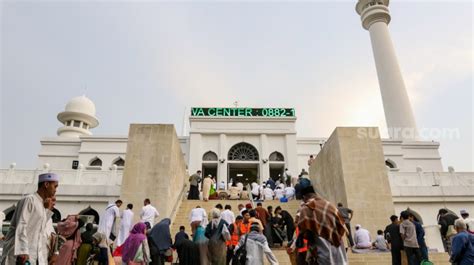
[460,209,474,234]
[1,173,59,265]
[354,224,372,249]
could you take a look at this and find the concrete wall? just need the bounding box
[120,124,187,222]
[309,127,395,237]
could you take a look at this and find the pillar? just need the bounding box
[356,0,418,140]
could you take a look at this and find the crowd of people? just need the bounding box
[187,169,313,202]
[1,171,473,265]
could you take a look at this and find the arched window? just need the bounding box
[228,142,259,161]
[113,157,125,167]
[89,157,102,167]
[269,151,285,161]
[202,151,218,161]
[79,206,100,224]
[385,159,396,169]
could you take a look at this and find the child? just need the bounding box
[373,229,389,251]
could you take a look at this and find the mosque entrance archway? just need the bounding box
[269,163,285,182]
[228,163,259,186]
[202,163,218,180]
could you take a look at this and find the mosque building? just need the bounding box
[0,0,472,255]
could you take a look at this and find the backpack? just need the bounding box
[232,234,248,265]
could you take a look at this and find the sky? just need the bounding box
[1,0,472,171]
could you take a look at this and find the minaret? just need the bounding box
[356,0,418,140]
[57,95,99,137]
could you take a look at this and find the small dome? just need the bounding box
[64,96,96,117]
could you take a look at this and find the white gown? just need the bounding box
[117,208,134,246]
[98,203,120,242]
[263,188,274,200]
[1,193,52,265]
[274,188,285,200]
[284,187,295,199]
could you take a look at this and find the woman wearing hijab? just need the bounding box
[121,222,150,265]
[77,223,95,265]
[205,208,231,265]
[174,237,200,265]
[193,221,210,265]
[92,232,109,265]
[57,216,84,265]
[148,218,173,265]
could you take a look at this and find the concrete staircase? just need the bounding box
[172,198,301,235]
[347,252,451,265]
[172,198,300,264]
[171,199,452,264]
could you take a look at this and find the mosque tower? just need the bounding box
[57,95,99,137]
[356,0,418,140]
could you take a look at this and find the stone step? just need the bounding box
[171,199,301,235]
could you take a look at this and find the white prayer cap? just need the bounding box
[38,173,59,183]
[355,224,361,229]
[460,209,469,215]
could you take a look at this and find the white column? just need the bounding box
[188,133,202,174]
[260,134,269,183]
[285,134,298,175]
[356,1,418,140]
[218,134,228,186]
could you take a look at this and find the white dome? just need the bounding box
[57,95,99,134]
[64,96,96,117]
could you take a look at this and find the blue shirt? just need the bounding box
[412,221,426,247]
[450,231,474,265]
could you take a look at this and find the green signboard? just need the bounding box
[191,107,295,117]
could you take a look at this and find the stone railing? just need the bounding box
[389,171,474,187]
[389,171,474,198]
[0,167,123,186]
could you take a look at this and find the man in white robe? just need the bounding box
[140,198,159,226]
[1,173,59,265]
[274,187,285,200]
[263,185,275,201]
[284,186,295,200]
[117,203,134,246]
[98,199,122,244]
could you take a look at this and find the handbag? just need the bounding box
[232,234,248,265]
[164,248,173,262]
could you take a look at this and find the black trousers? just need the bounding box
[226,246,234,265]
[390,247,402,265]
[404,247,422,265]
[187,185,200,200]
[296,251,308,265]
